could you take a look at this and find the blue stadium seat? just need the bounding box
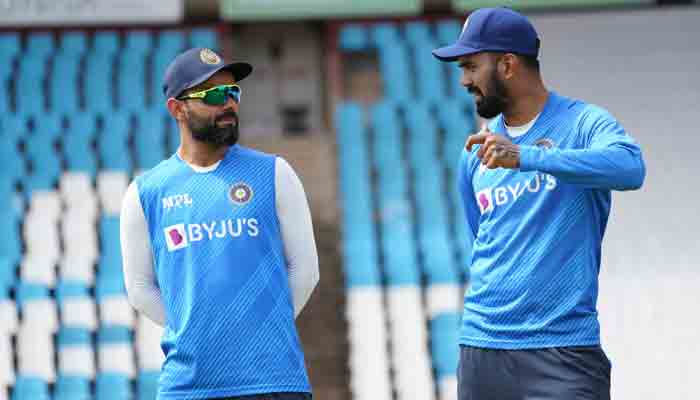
[96,373,132,400]
[15,281,49,309]
[135,110,167,169]
[93,31,120,54]
[0,257,17,291]
[371,23,401,48]
[158,30,185,53]
[64,114,98,176]
[16,56,46,116]
[98,216,122,276]
[26,32,54,58]
[404,21,432,44]
[118,51,147,111]
[430,312,460,378]
[0,135,26,183]
[11,376,50,400]
[0,33,20,57]
[338,24,368,51]
[189,28,218,49]
[0,195,23,265]
[99,113,132,171]
[436,20,461,46]
[421,238,459,284]
[377,46,412,101]
[382,233,420,286]
[61,31,88,55]
[125,31,153,54]
[152,50,179,104]
[84,54,115,112]
[137,371,159,400]
[54,375,91,400]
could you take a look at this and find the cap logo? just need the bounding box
[200,48,221,65]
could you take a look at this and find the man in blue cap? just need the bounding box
[433,7,646,400]
[120,47,319,399]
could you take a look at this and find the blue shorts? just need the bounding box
[458,345,611,400]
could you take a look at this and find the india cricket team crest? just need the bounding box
[229,182,253,206]
[200,48,221,65]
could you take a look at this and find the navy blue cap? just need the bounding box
[433,7,540,62]
[162,47,252,98]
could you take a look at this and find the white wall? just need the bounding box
[530,7,700,399]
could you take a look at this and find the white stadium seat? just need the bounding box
[20,255,56,287]
[59,257,96,286]
[61,297,98,331]
[26,191,62,223]
[99,295,135,328]
[135,315,165,370]
[17,327,55,383]
[0,334,15,387]
[97,171,129,215]
[427,284,463,319]
[439,375,458,400]
[98,342,135,378]
[58,344,96,379]
[0,300,18,335]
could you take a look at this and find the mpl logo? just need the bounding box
[164,224,188,251]
[162,193,193,211]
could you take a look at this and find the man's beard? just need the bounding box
[473,69,509,119]
[187,109,240,147]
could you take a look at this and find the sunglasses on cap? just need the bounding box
[177,84,242,106]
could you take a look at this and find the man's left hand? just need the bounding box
[465,125,521,169]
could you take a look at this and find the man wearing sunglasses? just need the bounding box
[120,47,318,400]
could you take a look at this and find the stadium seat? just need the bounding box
[371,23,400,48]
[135,315,164,371]
[53,375,91,400]
[117,50,147,111]
[15,283,58,333]
[0,333,15,388]
[61,213,99,265]
[59,256,95,286]
[436,20,461,46]
[430,312,460,379]
[98,294,134,329]
[97,327,135,377]
[98,114,132,171]
[60,31,88,55]
[10,376,50,400]
[56,281,98,331]
[16,325,56,383]
[189,28,218,49]
[56,327,96,379]
[158,30,185,53]
[338,24,368,51]
[0,293,18,336]
[96,373,132,400]
[97,172,129,215]
[438,375,458,400]
[0,33,20,58]
[124,31,153,54]
[84,54,115,112]
[19,255,56,287]
[26,32,54,58]
[404,21,432,44]
[59,172,99,217]
[346,288,392,400]
[64,114,99,176]
[93,31,120,54]
[134,110,167,169]
[137,371,159,400]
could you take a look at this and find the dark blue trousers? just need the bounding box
[458,345,611,400]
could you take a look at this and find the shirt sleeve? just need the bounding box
[120,181,166,326]
[518,106,646,191]
[275,157,320,318]
[458,149,480,256]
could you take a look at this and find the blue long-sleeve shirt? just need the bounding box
[458,91,645,349]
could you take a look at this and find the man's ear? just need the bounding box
[167,98,185,121]
[498,53,517,80]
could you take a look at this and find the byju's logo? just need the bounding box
[476,173,557,214]
[162,194,193,211]
[164,224,188,251]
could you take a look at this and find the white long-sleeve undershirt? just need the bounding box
[119,157,319,326]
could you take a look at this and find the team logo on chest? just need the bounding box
[229,182,253,205]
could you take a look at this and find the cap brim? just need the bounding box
[224,62,253,82]
[432,44,481,62]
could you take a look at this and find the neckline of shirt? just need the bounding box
[175,145,238,173]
